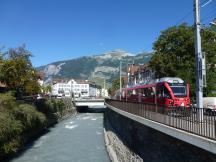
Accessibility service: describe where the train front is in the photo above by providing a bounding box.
[163,78,190,107]
[165,78,190,107]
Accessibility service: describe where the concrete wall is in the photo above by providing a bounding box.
[104,108,216,162]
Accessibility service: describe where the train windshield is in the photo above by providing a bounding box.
[170,86,187,97]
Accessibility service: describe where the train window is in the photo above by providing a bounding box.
[127,90,132,96]
[170,86,186,96]
[157,87,163,98]
[140,88,145,96]
[157,86,171,98]
[164,88,171,99]
[150,87,155,96]
[132,90,136,95]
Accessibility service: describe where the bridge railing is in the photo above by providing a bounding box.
[105,99,216,140]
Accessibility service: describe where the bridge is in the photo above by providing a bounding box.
[74,98,105,107]
[105,99,216,155]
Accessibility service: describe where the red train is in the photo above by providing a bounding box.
[116,77,190,107]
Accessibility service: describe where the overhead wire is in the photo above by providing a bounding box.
[144,0,214,52]
[201,0,216,24]
[174,0,214,26]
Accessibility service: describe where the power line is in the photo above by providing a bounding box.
[201,8,216,22]
[201,0,212,7]
[174,0,215,26]
[202,16,216,25]
[174,10,193,26]
[146,0,215,52]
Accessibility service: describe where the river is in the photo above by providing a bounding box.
[11,113,110,162]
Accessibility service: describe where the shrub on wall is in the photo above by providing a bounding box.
[0,93,47,159]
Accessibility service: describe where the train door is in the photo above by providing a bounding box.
[137,88,142,102]
[156,86,165,106]
[156,84,172,107]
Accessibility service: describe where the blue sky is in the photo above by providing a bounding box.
[0,0,215,67]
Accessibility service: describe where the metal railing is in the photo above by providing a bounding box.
[105,99,216,140]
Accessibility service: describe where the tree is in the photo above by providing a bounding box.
[0,45,41,96]
[108,77,124,96]
[149,24,216,97]
[42,85,52,94]
[8,44,32,65]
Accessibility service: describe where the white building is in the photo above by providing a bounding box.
[89,84,101,97]
[51,80,71,97]
[101,88,109,97]
[70,80,89,98]
[51,79,99,98]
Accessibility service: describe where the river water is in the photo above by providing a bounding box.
[11,113,110,162]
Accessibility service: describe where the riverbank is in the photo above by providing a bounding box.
[0,93,77,161]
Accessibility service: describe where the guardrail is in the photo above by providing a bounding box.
[105,99,216,140]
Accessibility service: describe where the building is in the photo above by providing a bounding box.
[52,79,71,97]
[127,64,139,86]
[135,64,154,85]
[51,78,103,98]
[89,84,101,97]
[126,64,154,87]
[72,79,90,98]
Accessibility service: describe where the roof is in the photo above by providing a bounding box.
[128,65,139,75]
[75,79,91,84]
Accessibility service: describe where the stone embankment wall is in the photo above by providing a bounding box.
[104,115,143,162]
[104,108,216,162]
[57,98,77,121]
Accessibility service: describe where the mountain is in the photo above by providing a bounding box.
[37,49,153,87]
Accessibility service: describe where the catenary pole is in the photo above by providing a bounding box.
[194,0,203,121]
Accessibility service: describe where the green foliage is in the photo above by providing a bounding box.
[0,112,23,154]
[13,104,47,131]
[8,44,33,64]
[109,77,124,95]
[149,24,216,97]
[0,92,16,110]
[42,85,52,94]
[35,98,69,123]
[0,93,47,158]
[0,82,70,160]
[0,45,41,96]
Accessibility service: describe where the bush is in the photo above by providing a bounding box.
[0,93,47,159]
[0,92,16,110]
[0,112,23,156]
[13,104,47,132]
[35,98,56,115]
[0,93,70,159]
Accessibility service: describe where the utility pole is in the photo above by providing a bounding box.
[120,61,122,100]
[194,0,204,121]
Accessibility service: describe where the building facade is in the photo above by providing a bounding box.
[51,79,104,98]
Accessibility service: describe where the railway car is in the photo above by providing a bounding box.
[120,77,190,108]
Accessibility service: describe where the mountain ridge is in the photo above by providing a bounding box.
[36,50,153,87]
